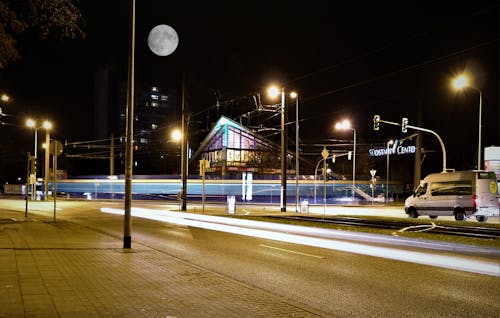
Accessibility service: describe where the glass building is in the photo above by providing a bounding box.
[193,116,294,177]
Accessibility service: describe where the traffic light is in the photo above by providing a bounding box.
[402,117,408,133]
[348,151,352,160]
[373,115,380,130]
[332,155,336,163]
[30,156,37,174]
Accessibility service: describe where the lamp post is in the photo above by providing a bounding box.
[386,139,393,204]
[290,91,299,212]
[452,74,483,170]
[26,119,51,200]
[335,119,356,199]
[321,147,329,218]
[43,122,52,200]
[268,85,287,212]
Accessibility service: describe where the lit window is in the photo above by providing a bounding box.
[135,116,139,121]
[140,138,149,144]
[152,87,158,92]
[151,124,158,129]
[151,102,159,107]
[120,113,126,118]
[151,94,159,100]
[160,95,168,101]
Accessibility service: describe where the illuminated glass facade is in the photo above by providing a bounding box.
[195,116,291,175]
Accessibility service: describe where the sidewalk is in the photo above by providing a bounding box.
[0,208,325,318]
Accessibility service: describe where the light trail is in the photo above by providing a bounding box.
[101,207,500,277]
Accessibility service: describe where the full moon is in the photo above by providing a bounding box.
[147,24,179,57]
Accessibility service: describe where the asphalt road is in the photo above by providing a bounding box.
[4,199,500,317]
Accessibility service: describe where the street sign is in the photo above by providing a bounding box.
[370,169,377,177]
[321,147,329,159]
[49,140,64,156]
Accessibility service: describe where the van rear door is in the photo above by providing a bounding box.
[476,172,499,215]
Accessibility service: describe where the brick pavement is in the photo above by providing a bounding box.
[0,212,327,318]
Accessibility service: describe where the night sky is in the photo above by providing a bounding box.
[0,1,498,182]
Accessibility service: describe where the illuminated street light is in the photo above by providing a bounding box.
[171,129,182,143]
[290,91,299,212]
[1,94,10,103]
[452,74,483,170]
[335,119,356,199]
[268,84,287,212]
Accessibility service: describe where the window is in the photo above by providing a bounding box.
[161,95,168,101]
[151,87,158,92]
[140,138,149,144]
[151,94,159,100]
[431,181,472,196]
[478,172,495,180]
[415,183,427,196]
[151,102,159,107]
[151,124,158,129]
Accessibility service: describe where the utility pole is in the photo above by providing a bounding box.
[413,102,423,189]
[280,89,287,212]
[123,0,135,249]
[110,133,115,176]
[181,73,188,211]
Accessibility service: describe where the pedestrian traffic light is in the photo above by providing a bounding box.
[373,115,380,130]
[402,117,408,133]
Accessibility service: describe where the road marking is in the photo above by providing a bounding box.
[260,244,324,259]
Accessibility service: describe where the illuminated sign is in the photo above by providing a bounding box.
[368,139,416,157]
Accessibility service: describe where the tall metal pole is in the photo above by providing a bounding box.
[181,73,188,211]
[123,0,135,249]
[34,129,38,159]
[386,141,390,204]
[477,89,482,170]
[295,96,299,212]
[280,89,286,212]
[32,129,37,200]
[110,132,115,176]
[44,131,50,200]
[352,128,356,199]
[413,102,422,189]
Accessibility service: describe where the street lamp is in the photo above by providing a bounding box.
[26,119,52,200]
[452,74,483,170]
[290,91,299,212]
[335,119,356,199]
[171,128,182,143]
[386,139,394,204]
[268,84,287,212]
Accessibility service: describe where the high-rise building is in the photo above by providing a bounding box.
[118,83,179,174]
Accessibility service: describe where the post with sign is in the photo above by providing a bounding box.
[50,140,63,221]
[25,152,30,217]
[370,169,377,205]
[321,147,329,219]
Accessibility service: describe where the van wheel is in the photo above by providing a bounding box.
[429,215,438,219]
[454,210,466,221]
[408,207,418,219]
[476,215,488,222]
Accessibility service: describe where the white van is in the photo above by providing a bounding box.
[405,171,499,222]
